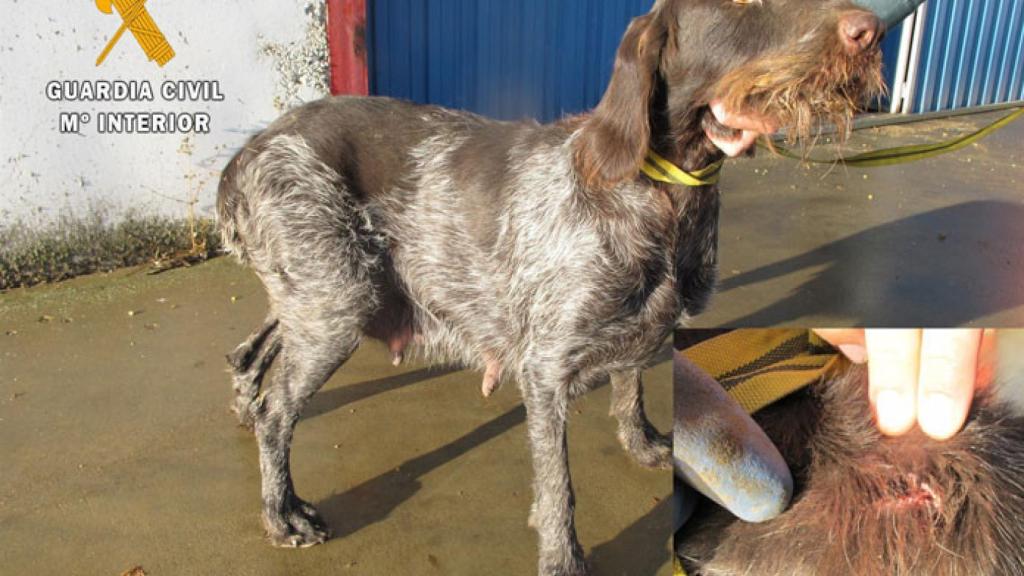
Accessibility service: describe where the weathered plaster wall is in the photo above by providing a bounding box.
[0,0,329,227]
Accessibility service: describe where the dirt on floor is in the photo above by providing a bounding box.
[0,257,672,576]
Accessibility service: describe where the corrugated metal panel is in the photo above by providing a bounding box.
[879,20,907,111]
[912,0,1024,113]
[369,1,905,120]
[368,0,654,121]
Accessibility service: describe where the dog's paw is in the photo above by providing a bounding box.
[539,548,589,576]
[618,425,672,470]
[263,498,331,548]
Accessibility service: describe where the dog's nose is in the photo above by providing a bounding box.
[838,11,882,55]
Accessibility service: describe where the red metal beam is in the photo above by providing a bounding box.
[326,0,368,96]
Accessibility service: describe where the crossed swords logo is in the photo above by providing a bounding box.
[95,0,175,67]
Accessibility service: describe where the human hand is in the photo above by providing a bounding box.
[814,329,997,440]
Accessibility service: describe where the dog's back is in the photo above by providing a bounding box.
[217,96,446,264]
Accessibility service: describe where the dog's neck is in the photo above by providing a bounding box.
[648,77,725,175]
[640,81,724,315]
[669,120,724,175]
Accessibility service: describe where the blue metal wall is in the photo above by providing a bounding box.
[368,0,1022,120]
[913,0,1024,112]
[879,20,907,111]
[368,0,653,122]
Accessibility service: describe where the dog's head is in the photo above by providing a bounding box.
[575,0,885,189]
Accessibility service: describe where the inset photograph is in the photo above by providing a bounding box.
[673,329,1024,575]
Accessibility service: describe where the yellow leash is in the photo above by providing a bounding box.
[643,151,725,186]
[653,106,1022,196]
[766,106,1024,168]
[682,329,839,415]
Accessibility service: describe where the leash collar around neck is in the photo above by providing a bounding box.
[642,150,724,187]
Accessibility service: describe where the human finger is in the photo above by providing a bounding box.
[813,329,867,364]
[916,329,982,440]
[865,329,921,436]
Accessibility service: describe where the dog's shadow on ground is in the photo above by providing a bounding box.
[588,494,673,576]
[316,403,527,540]
[302,365,461,421]
[716,200,1024,326]
[316,395,672,573]
[314,344,673,570]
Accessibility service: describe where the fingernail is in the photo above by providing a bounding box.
[919,392,958,440]
[838,343,867,364]
[875,389,913,435]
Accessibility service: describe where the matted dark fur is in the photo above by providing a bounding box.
[678,365,1024,576]
[217,1,883,573]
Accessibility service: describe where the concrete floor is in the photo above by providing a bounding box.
[0,258,672,576]
[695,109,1024,328]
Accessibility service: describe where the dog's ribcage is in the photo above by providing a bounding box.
[389,116,680,383]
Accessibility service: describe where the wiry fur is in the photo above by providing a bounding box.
[678,365,1024,576]
[217,0,883,573]
[711,17,885,146]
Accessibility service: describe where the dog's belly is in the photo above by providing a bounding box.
[382,214,681,385]
[387,251,510,370]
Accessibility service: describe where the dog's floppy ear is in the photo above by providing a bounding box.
[575,10,668,190]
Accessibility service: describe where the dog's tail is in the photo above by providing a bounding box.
[216,147,252,264]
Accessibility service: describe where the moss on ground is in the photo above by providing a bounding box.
[0,212,221,290]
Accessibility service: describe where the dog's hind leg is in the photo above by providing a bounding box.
[610,369,671,469]
[224,132,383,546]
[255,309,363,548]
[227,315,281,429]
[524,373,588,576]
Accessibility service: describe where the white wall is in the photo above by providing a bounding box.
[0,0,329,227]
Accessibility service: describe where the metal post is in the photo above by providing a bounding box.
[326,0,369,96]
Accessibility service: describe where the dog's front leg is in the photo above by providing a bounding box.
[610,369,671,469]
[524,377,588,576]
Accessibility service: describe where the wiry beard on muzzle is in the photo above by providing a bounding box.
[708,26,885,150]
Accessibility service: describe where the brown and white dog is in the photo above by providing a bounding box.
[217,1,883,573]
